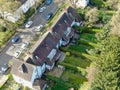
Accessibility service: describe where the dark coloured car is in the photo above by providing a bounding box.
[12,36,20,43]
[45,13,53,20]
[45,0,52,5]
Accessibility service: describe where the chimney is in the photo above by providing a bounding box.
[18,63,28,73]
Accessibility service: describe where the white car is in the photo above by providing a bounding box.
[14,51,21,58]
[35,25,43,32]
[20,42,29,50]
[39,6,46,12]
[25,21,33,28]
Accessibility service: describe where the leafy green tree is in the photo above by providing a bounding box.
[91,35,120,90]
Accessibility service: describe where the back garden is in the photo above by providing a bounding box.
[45,3,115,89]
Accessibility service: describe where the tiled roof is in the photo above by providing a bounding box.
[67,6,82,22]
[28,32,59,66]
[33,78,47,90]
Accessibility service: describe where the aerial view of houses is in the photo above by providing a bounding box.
[0,0,120,90]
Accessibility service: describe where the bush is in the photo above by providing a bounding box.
[25,8,35,20]
[73,26,89,33]
[46,74,72,88]
[0,26,7,32]
[66,52,70,56]
[78,39,98,48]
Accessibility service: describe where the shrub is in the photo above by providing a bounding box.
[0,26,7,32]
[46,74,72,88]
[78,39,99,48]
[66,52,70,56]
[25,8,35,19]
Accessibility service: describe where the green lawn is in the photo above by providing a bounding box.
[64,56,90,68]
[0,74,20,90]
[61,71,87,88]
[51,83,69,90]
[69,44,91,53]
[80,33,97,43]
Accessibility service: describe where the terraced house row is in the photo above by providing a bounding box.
[11,6,82,90]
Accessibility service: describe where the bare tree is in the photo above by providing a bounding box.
[85,7,99,24]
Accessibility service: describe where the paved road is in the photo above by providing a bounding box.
[0,0,61,69]
[31,1,58,27]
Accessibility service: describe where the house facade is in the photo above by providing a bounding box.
[28,32,61,70]
[51,6,82,46]
[72,0,89,8]
[11,59,46,90]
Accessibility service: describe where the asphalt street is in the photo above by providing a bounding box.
[0,0,60,69]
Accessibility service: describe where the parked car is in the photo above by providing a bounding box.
[34,25,43,32]
[12,36,20,43]
[25,21,33,28]
[45,12,53,20]
[45,0,52,5]
[39,6,46,12]
[20,42,29,50]
[0,64,9,74]
[14,51,22,58]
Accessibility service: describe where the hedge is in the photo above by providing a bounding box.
[46,74,72,88]
[78,39,99,48]
[58,62,87,76]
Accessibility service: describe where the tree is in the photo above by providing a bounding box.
[85,7,99,24]
[0,0,20,19]
[91,35,120,90]
[109,12,120,36]
[105,0,120,10]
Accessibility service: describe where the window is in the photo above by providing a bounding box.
[64,27,71,36]
[35,55,39,60]
[47,49,56,60]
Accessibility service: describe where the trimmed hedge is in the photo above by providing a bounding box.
[78,39,99,48]
[58,62,87,76]
[64,56,90,68]
[46,74,72,88]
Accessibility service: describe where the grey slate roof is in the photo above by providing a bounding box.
[11,59,34,82]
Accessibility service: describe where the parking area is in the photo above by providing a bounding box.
[0,0,64,72]
[6,29,36,58]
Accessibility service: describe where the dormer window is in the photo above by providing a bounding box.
[47,49,56,60]
[64,27,71,36]
[35,56,39,60]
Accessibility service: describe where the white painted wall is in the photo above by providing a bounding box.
[46,63,55,70]
[12,74,33,88]
[31,64,46,85]
[12,64,46,89]
[75,0,89,8]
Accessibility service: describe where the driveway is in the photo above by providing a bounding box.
[0,0,63,69]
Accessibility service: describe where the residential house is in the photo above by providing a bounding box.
[1,0,40,23]
[11,6,81,90]
[51,6,82,46]
[27,32,61,70]
[11,32,61,90]
[72,0,89,8]
[11,59,47,90]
